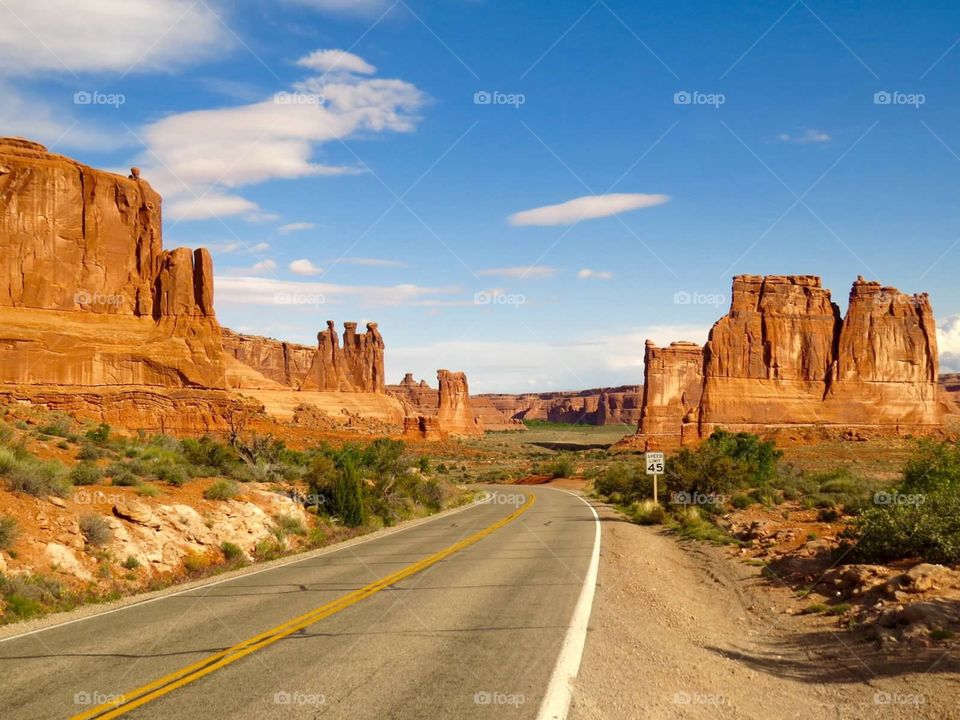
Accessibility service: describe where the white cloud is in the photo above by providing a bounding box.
[778,129,831,144]
[577,268,613,280]
[136,50,425,221]
[214,276,458,307]
[251,242,271,252]
[0,0,229,74]
[289,258,323,276]
[297,49,375,75]
[224,259,277,276]
[285,0,392,16]
[278,222,316,235]
[477,266,557,279]
[938,314,960,373]
[509,193,670,226]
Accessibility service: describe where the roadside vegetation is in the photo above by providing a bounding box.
[0,407,467,624]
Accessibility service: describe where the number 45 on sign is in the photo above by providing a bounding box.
[645,452,664,503]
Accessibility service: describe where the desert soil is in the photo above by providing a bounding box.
[569,492,960,720]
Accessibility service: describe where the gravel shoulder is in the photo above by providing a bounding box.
[569,498,960,720]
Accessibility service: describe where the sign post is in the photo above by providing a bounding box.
[645,451,664,504]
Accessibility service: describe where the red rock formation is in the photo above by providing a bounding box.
[403,415,443,440]
[627,275,944,448]
[388,373,522,432]
[437,369,483,436]
[0,137,225,391]
[477,386,644,426]
[634,341,703,448]
[301,321,385,393]
[221,329,314,388]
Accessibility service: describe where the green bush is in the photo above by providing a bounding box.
[0,447,18,475]
[135,483,161,497]
[629,500,666,525]
[121,555,141,570]
[273,514,307,537]
[77,443,102,461]
[547,454,576,479]
[38,416,72,438]
[0,516,19,550]
[666,430,781,499]
[7,460,71,497]
[203,479,239,501]
[70,462,103,486]
[153,463,188,487]
[84,424,111,445]
[79,514,112,547]
[220,541,244,561]
[332,455,367,527]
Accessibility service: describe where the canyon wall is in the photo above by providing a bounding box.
[479,386,643,426]
[391,371,487,437]
[629,275,943,449]
[300,321,386,393]
[221,329,314,388]
[436,369,483,436]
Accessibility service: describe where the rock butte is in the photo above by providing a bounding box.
[625,274,944,449]
[477,386,643,426]
[387,373,522,432]
[392,371,485,438]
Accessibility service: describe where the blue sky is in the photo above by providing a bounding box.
[3,0,960,391]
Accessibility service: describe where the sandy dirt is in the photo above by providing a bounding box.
[570,497,960,720]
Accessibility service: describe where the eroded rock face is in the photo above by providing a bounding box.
[629,275,943,448]
[301,321,386,393]
[221,328,315,388]
[0,137,226,392]
[478,386,644,426]
[437,369,483,436]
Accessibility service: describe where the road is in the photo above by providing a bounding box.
[0,486,600,720]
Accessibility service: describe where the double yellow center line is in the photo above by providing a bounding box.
[71,494,534,720]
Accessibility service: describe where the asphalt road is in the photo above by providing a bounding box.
[0,486,599,720]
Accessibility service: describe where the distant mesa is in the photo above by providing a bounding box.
[623,274,945,449]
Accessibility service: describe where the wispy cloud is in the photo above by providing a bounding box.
[278,222,316,235]
[509,193,670,226]
[289,258,323,276]
[297,49,375,75]
[477,266,557,279]
[224,259,277,276]
[577,268,613,280]
[215,276,458,307]
[337,257,408,268]
[938,314,960,372]
[777,129,831,144]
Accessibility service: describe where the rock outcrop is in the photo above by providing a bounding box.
[300,321,386,393]
[478,386,644,426]
[388,372,521,431]
[628,275,943,449]
[0,137,244,430]
[437,369,483,436]
[221,329,314,388]
[391,370,485,437]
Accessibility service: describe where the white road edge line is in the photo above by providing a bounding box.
[536,488,601,720]
[0,492,500,645]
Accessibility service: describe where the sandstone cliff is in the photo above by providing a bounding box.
[221,329,314,388]
[478,386,644,426]
[301,321,386,393]
[436,369,483,436]
[630,275,943,449]
[388,373,521,431]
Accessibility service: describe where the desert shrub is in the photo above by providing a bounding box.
[814,467,862,495]
[153,463,188,487]
[0,447,18,475]
[629,500,666,525]
[0,574,67,621]
[70,462,103,486]
[673,506,737,544]
[417,456,432,474]
[79,514,112,547]
[7,459,71,497]
[666,430,781,499]
[182,550,210,575]
[220,541,244,561]
[121,555,141,570]
[180,436,238,474]
[547,454,575,479]
[203,479,239,501]
[38,415,72,438]
[331,455,367,527]
[594,462,653,504]
[273,514,307,537]
[0,516,19,550]
[0,424,13,445]
[76,443,103,461]
[135,483,161,497]
[731,494,752,509]
[84,423,111,445]
[253,538,285,561]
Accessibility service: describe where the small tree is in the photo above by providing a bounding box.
[332,455,366,527]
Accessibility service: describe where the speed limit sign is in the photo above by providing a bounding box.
[645,452,664,475]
